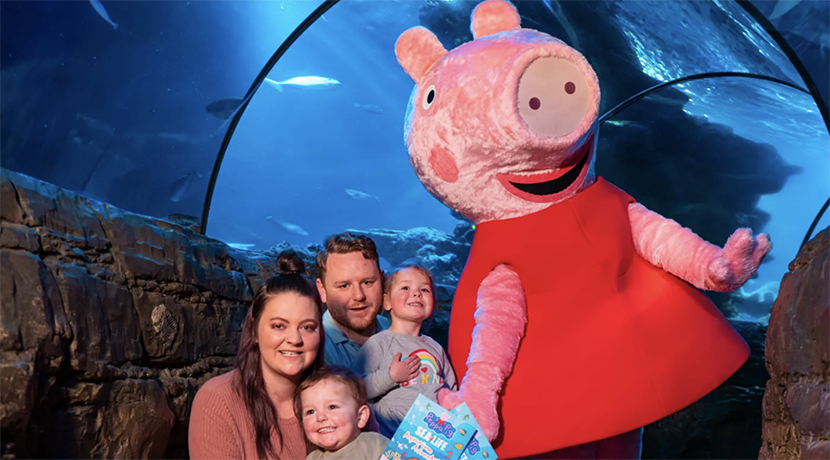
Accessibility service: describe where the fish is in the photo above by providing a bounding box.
[279,222,309,236]
[354,103,384,114]
[205,97,245,120]
[226,243,256,250]
[264,76,340,93]
[169,171,200,202]
[603,119,646,130]
[345,188,380,201]
[89,0,118,30]
[770,0,802,20]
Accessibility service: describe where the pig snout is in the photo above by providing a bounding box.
[517,56,592,138]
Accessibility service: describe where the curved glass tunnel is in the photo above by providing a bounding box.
[2,0,828,321]
[598,76,828,320]
[1,0,325,220]
[206,0,828,321]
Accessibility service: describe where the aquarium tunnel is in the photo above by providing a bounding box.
[2,0,828,322]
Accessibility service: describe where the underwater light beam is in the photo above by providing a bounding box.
[734,0,830,251]
[200,0,829,259]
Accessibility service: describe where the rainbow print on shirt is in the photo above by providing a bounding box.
[401,348,444,387]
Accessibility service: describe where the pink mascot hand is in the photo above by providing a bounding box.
[704,228,771,292]
[438,264,526,442]
[629,203,772,292]
[438,364,502,441]
[437,387,462,411]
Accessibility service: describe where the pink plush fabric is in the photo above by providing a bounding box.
[438,264,526,441]
[395,27,447,82]
[395,0,601,224]
[470,0,520,39]
[628,203,771,292]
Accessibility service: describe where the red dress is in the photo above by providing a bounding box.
[448,177,749,458]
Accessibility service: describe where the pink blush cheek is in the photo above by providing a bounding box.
[429,147,459,183]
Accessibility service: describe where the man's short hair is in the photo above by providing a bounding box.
[316,233,381,283]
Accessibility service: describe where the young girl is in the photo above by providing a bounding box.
[351,264,457,438]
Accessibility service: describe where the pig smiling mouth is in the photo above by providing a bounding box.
[500,140,592,197]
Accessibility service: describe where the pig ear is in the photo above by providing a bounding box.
[396,27,448,82]
[471,0,520,39]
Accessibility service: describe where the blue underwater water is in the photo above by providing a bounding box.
[1,0,827,320]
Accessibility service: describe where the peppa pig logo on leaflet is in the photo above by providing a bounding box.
[424,412,456,438]
[465,437,481,455]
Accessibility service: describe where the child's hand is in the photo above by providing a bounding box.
[389,352,420,383]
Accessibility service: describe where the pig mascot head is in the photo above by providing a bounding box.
[396,0,600,224]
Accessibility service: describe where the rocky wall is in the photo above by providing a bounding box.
[0,169,282,459]
[759,227,829,459]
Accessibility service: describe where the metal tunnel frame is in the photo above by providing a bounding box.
[200,0,830,255]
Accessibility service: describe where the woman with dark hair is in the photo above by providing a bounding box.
[189,250,326,459]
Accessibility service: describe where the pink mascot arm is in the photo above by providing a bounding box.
[438,264,527,441]
[628,203,771,292]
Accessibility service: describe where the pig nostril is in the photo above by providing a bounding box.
[565,82,576,94]
[529,97,541,110]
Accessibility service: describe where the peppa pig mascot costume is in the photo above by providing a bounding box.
[394,0,771,458]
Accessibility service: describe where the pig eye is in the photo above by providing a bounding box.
[422,85,436,110]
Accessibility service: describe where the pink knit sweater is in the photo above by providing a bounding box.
[189,370,309,459]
